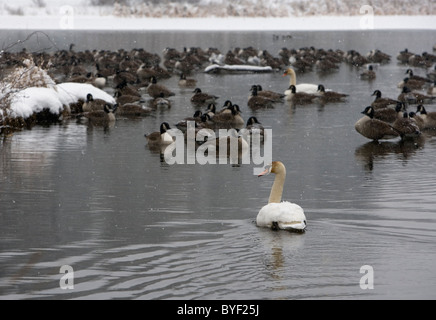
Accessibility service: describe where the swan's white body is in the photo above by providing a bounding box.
[283,68,328,94]
[257,201,306,231]
[257,161,307,232]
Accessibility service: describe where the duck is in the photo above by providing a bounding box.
[191,88,219,105]
[355,106,400,141]
[82,93,108,112]
[371,90,399,109]
[282,67,320,94]
[85,103,117,125]
[416,105,436,129]
[257,161,307,232]
[146,76,175,99]
[317,84,348,103]
[392,112,421,139]
[285,85,318,104]
[360,65,376,80]
[145,122,174,146]
[248,86,276,109]
[178,73,197,87]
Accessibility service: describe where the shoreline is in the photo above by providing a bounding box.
[1,15,435,31]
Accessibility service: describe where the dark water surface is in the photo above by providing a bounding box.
[1,29,436,300]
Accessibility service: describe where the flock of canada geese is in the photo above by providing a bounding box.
[2,43,436,232]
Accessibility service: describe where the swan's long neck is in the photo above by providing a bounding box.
[269,167,286,204]
[288,69,296,86]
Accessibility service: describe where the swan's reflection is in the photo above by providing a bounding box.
[355,135,426,171]
[257,227,305,287]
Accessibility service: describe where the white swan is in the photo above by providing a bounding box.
[283,67,321,94]
[257,161,307,232]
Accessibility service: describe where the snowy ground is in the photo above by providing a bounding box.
[1,14,435,31]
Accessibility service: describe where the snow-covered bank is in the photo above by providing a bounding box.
[1,15,436,31]
[9,83,115,119]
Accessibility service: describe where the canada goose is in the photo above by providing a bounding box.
[114,90,142,105]
[416,105,436,129]
[398,87,435,105]
[371,90,399,109]
[113,69,138,88]
[285,85,318,104]
[212,104,245,129]
[146,76,175,99]
[405,69,432,83]
[205,103,217,118]
[371,102,405,123]
[257,161,307,232]
[145,122,174,146]
[191,88,219,105]
[251,85,285,102]
[82,93,108,112]
[151,94,172,108]
[408,112,425,130]
[93,74,107,89]
[315,57,340,72]
[427,81,436,96]
[355,106,400,141]
[367,49,391,64]
[397,49,414,64]
[244,116,265,138]
[136,64,170,83]
[116,103,151,117]
[178,73,197,87]
[283,67,319,93]
[201,129,249,158]
[115,80,141,97]
[397,77,426,90]
[427,66,436,81]
[360,65,376,80]
[176,111,203,130]
[317,84,348,103]
[248,86,276,109]
[392,112,421,139]
[85,103,117,125]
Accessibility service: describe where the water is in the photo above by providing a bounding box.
[1,29,436,300]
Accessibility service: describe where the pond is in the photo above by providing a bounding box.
[0,29,436,300]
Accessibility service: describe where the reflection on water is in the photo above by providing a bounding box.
[1,29,436,300]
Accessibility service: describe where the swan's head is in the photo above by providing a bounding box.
[282,68,295,77]
[258,161,286,177]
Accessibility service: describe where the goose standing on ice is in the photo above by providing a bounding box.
[257,161,307,232]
